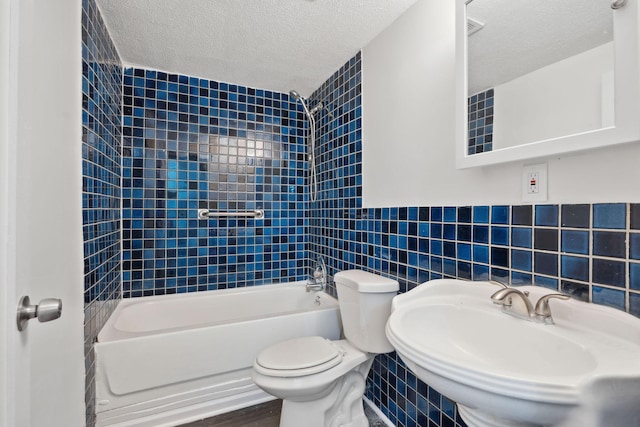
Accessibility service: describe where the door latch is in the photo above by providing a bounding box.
[16,296,62,331]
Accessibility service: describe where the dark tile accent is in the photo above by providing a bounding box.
[458,206,472,223]
[631,204,640,230]
[534,252,558,276]
[419,207,430,221]
[512,205,532,226]
[593,231,626,259]
[457,225,472,242]
[399,207,408,220]
[592,258,626,287]
[561,204,590,228]
[443,241,456,258]
[534,228,558,251]
[491,247,509,268]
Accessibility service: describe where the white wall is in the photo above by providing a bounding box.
[494,43,613,149]
[362,0,640,208]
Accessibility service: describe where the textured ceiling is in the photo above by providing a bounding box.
[468,0,613,94]
[96,0,419,97]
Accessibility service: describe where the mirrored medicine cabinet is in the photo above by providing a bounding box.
[455,0,640,168]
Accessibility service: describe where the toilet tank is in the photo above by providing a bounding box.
[334,270,399,354]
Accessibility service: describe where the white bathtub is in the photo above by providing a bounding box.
[94,282,342,427]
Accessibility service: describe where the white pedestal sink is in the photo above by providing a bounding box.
[385,279,640,427]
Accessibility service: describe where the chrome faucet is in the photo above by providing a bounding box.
[306,256,327,292]
[491,287,535,320]
[491,286,570,324]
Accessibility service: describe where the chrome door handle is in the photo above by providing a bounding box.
[16,296,62,331]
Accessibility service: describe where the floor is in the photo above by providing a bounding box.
[179,400,281,427]
[179,399,388,426]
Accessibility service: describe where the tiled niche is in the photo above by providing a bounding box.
[121,69,309,297]
[81,0,123,424]
[310,53,640,427]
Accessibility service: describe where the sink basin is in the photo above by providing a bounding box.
[385,279,640,427]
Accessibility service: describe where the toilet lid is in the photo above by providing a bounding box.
[256,336,343,375]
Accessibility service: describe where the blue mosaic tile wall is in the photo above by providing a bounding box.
[81,0,122,424]
[307,52,363,272]
[468,88,494,155]
[310,53,640,427]
[121,68,308,297]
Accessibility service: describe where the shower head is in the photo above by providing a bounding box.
[290,89,312,117]
[309,102,323,115]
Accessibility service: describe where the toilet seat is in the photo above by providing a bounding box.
[255,336,344,377]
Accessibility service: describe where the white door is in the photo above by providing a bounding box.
[2,0,86,426]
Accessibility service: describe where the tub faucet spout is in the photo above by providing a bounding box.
[306,257,327,292]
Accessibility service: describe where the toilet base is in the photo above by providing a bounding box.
[279,360,374,427]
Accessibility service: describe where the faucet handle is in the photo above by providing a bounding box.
[534,293,570,318]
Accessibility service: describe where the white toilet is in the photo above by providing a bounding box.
[252,270,399,427]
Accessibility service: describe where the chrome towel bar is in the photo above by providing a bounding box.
[198,209,265,220]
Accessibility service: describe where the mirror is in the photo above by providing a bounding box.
[456,0,640,168]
